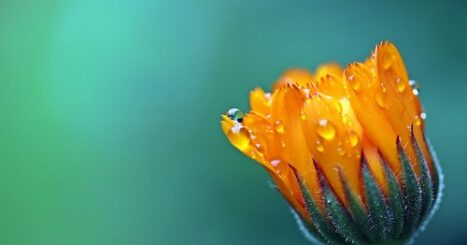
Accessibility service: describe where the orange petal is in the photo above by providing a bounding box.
[273,69,314,89]
[343,62,400,174]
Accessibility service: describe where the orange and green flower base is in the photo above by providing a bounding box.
[290,130,442,245]
[220,41,443,245]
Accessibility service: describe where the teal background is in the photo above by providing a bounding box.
[0,0,466,244]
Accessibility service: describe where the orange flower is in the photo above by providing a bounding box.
[221,41,442,244]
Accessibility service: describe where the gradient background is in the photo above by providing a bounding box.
[1,0,466,244]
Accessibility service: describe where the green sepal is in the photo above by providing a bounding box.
[410,127,433,225]
[381,158,404,238]
[290,165,345,245]
[361,156,393,241]
[397,137,422,236]
[339,169,372,240]
[314,162,368,245]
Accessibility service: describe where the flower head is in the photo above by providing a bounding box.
[221,41,442,244]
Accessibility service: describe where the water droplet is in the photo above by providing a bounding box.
[231,123,243,134]
[300,111,307,120]
[316,142,324,153]
[280,140,286,148]
[349,131,359,147]
[410,80,420,95]
[270,159,281,167]
[395,77,406,92]
[227,108,244,123]
[348,73,361,91]
[337,146,346,156]
[374,91,386,109]
[414,115,422,126]
[380,82,387,93]
[306,98,312,104]
[382,52,394,69]
[274,121,285,133]
[420,112,427,120]
[227,127,250,152]
[317,119,336,141]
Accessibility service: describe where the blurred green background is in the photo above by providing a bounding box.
[0,0,466,244]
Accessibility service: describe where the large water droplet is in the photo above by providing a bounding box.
[317,119,336,141]
[349,131,359,147]
[227,108,244,123]
[227,127,251,152]
[382,52,395,69]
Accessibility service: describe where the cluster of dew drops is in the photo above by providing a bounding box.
[226,75,426,169]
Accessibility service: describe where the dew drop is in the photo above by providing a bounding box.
[316,142,324,153]
[349,131,359,147]
[300,111,307,120]
[421,112,427,120]
[227,127,251,152]
[414,115,422,126]
[227,108,244,123]
[395,77,406,92]
[374,91,386,109]
[317,119,336,141]
[380,82,387,93]
[348,73,361,91]
[337,146,346,156]
[410,80,420,96]
[231,123,243,134]
[270,159,281,167]
[274,120,285,133]
[382,52,395,69]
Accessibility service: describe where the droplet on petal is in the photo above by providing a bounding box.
[270,159,281,167]
[317,119,336,141]
[227,108,244,123]
[274,120,285,133]
[374,91,387,109]
[348,73,361,91]
[395,77,406,92]
[414,115,422,126]
[349,131,359,147]
[421,112,427,120]
[316,141,324,153]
